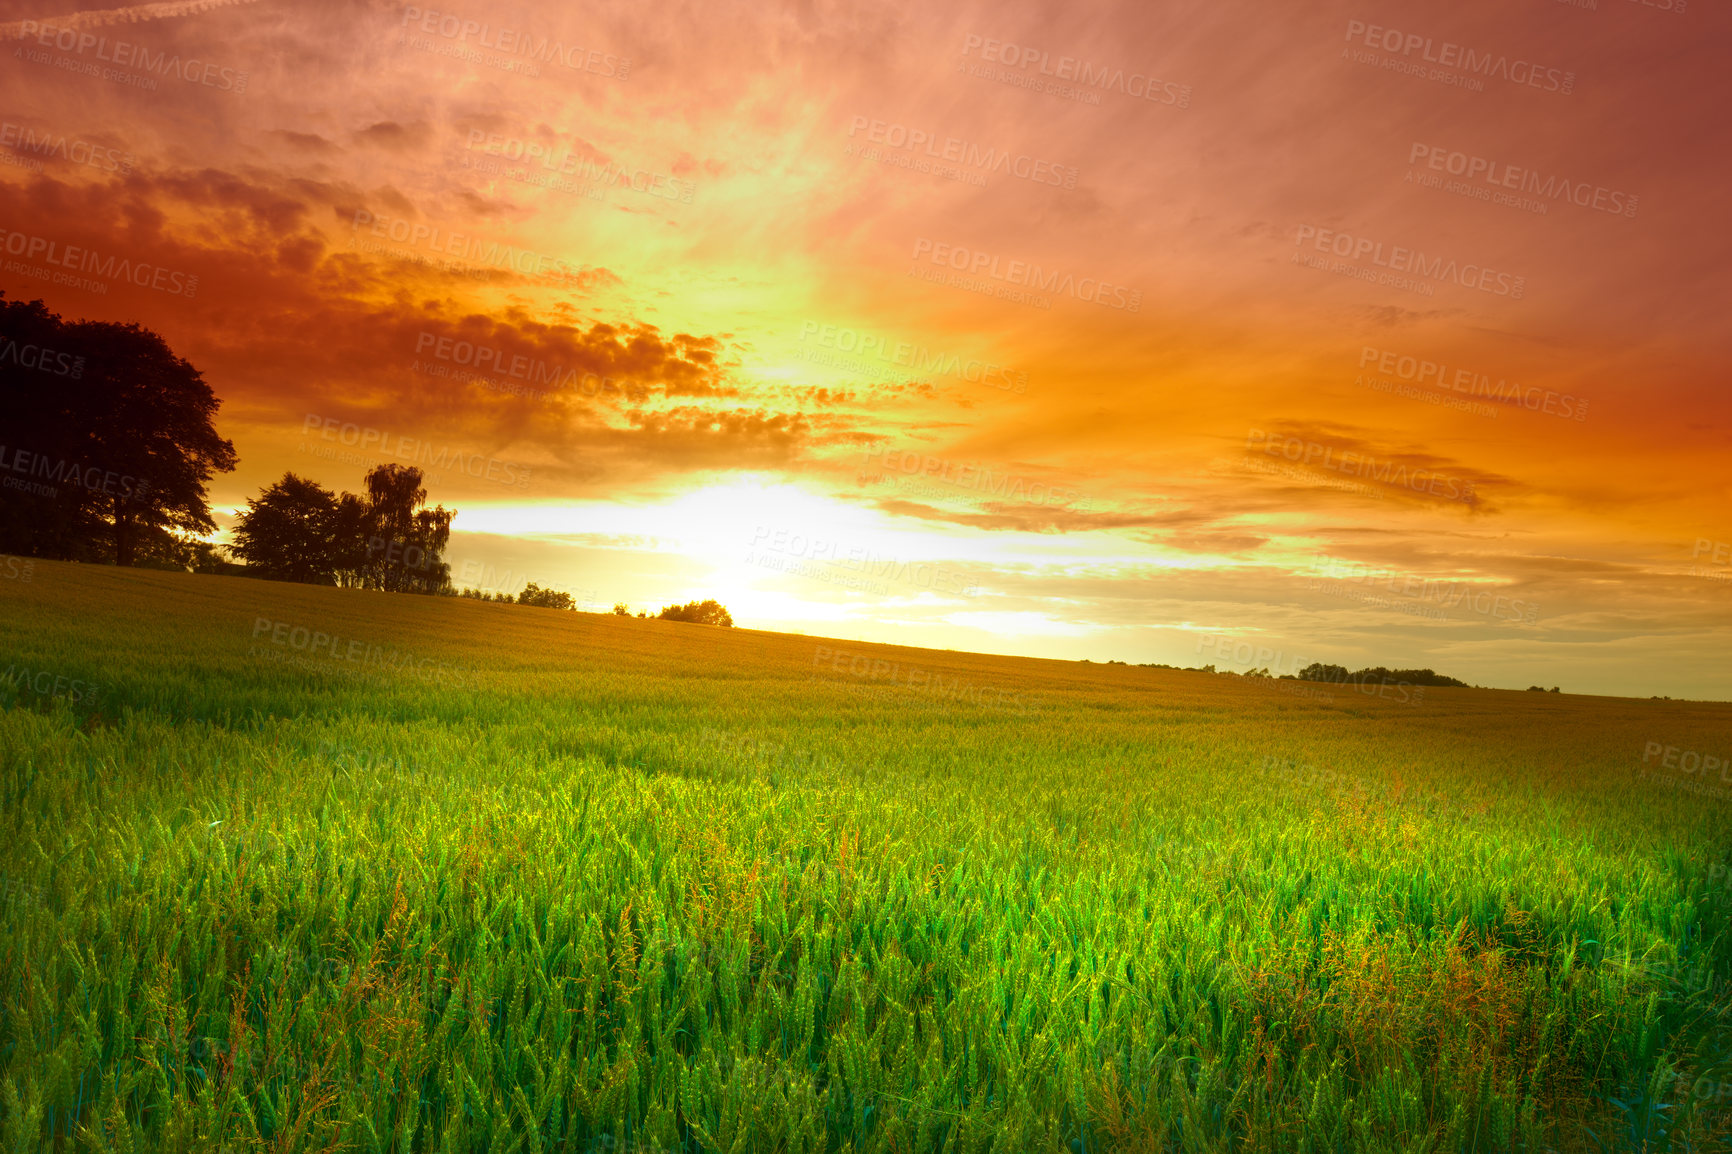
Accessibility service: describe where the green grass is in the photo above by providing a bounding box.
[1,560,1729,1153]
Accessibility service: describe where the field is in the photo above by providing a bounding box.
[2,561,1730,1153]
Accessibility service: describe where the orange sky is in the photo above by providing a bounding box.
[3,0,1729,697]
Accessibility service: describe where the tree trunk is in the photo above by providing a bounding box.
[114,503,133,566]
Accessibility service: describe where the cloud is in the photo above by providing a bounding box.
[0,0,263,41]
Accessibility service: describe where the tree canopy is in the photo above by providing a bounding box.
[0,294,236,565]
[230,464,452,593]
[657,599,734,627]
[1296,663,1470,688]
[518,582,576,610]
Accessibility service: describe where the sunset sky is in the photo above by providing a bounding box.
[3,0,1728,697]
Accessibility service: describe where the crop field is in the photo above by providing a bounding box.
[1,561,1730,1153]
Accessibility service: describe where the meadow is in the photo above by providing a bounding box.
[1,560,1729,1153]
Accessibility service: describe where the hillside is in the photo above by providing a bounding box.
[1,560,1730,1152]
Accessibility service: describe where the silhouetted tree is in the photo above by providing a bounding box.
[229,473,342,583]
[230,464,451,593]
[454,587,515,603]
[518,582,575,610]
[361,464,452,594]
[0,294,235,564]
[1298,663,1469,688]
[328,492,374,589]
[657,599,734,626]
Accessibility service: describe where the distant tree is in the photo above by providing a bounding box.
[229,473,342,583]
[656,599,734,626]
[1354,667,1470,689]
[612,602,631,616]
[518,582,575,610]
[360,464,452,594]
[1300,663,1469,689]
[231,464,451,593]
[454,587,515,603]
[0,294,237,564]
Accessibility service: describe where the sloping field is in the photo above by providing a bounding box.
[1,561,1729,1153]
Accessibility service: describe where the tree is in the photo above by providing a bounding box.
[454,587,515,603]
[611,602,631,616]
[230,464,451,593]
[229,473,342,583]
[1299,663,1468,689]
[518,582,575,610]
[360,464,452,594]
[76,320,238,566]
[0,294,236,564]
[656,599,734,627]
[0,295,98,559]
[327,492,375,589]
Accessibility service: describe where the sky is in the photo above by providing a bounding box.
[2,0,1729,698]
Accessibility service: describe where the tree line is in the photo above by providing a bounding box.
[229,467,454,593]
[2,296,733,624]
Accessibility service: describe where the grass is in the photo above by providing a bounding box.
[1,559,1729,1153]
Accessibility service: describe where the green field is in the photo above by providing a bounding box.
[2,561,1729,1153]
